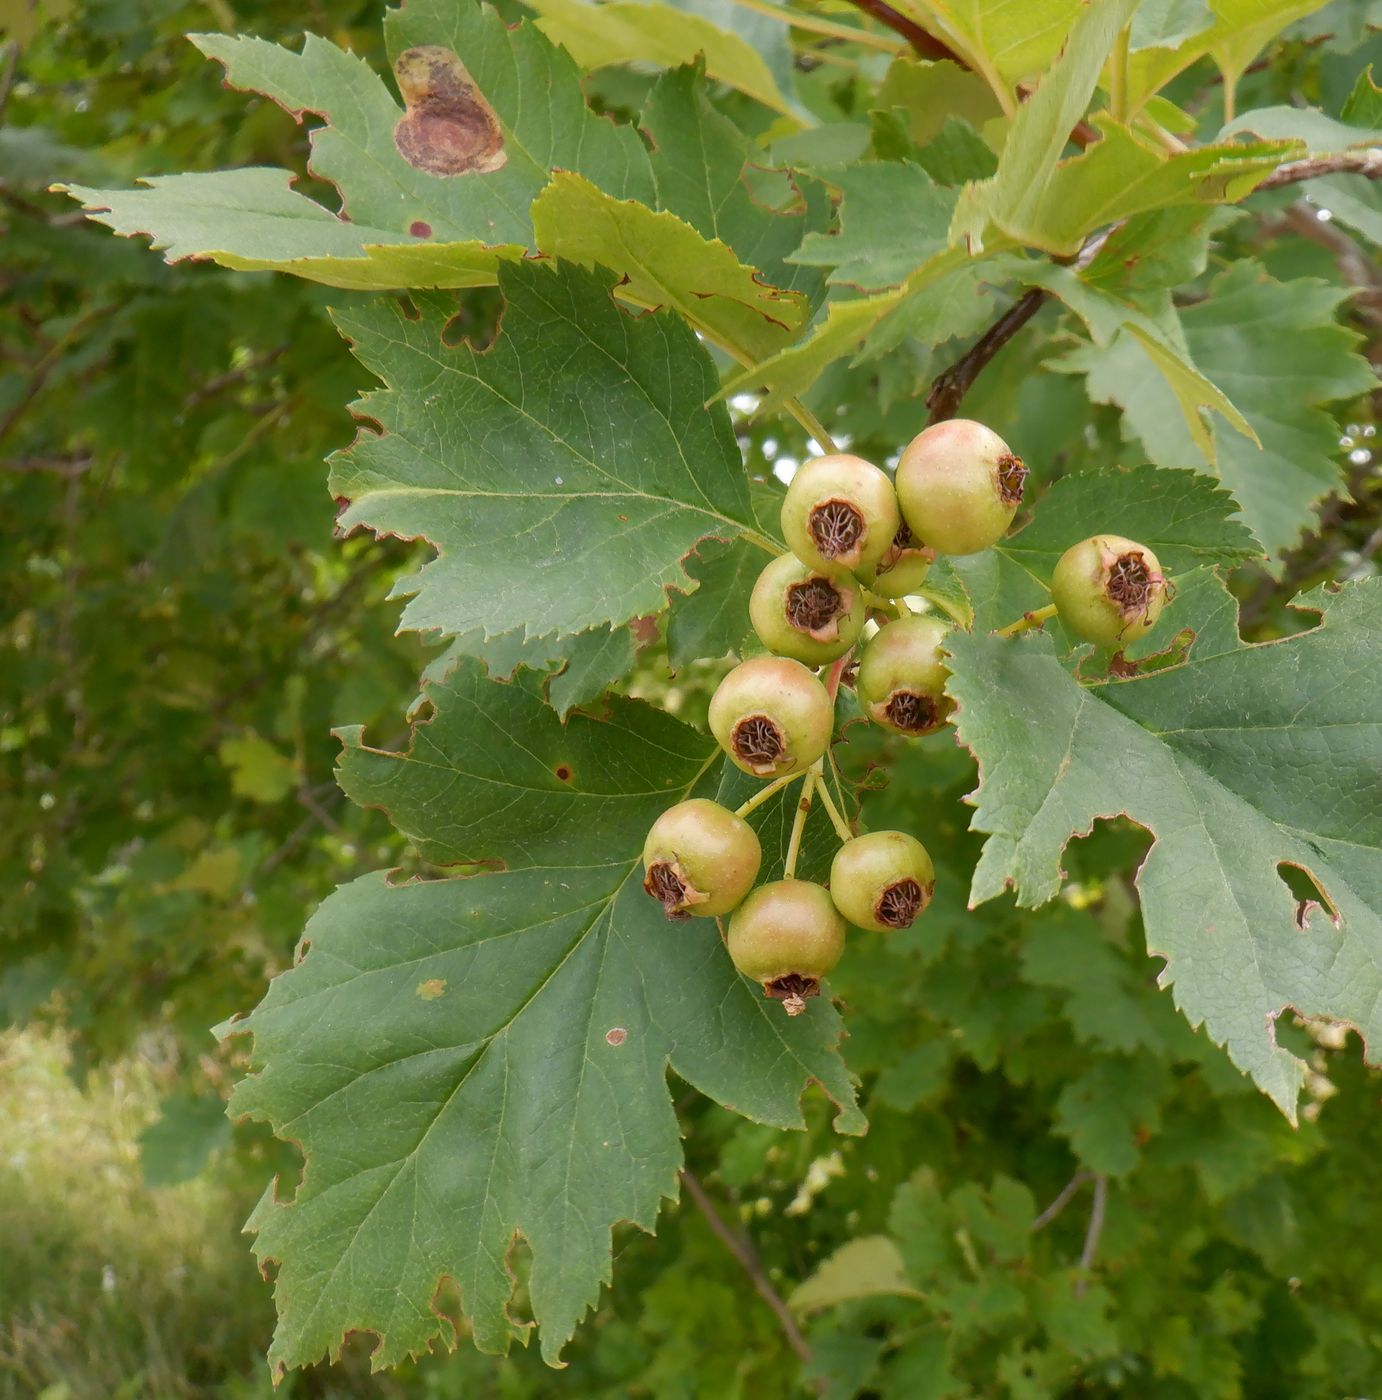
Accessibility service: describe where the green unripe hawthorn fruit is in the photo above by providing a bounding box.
[642,799,762,919]
[781,453,902,576]
[749,554,865,665]
[895,419,1027,556]
[1050,534,1169,648]
[860,521,934,599]
[830,831,935,932]
[855,615,953,736]
[727,879,846,1015]
[709,656,834,778]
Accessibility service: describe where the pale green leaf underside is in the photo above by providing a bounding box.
[228,660,863,1373]
[526,0,800,118]
[1063,262,1378,559]
[59,169,519,290]
[947,577,1382,1119]
[331,260,759,645]
[532,173,810,364]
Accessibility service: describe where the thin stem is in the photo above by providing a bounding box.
[926,288,1048,424]
[678,1168,816,1370]
[913,585,970,628]
[782,770,816,880]
[789,400,840,456]
[1076,1175,1109,1298]
[1222,76,1237,125]
[813,769,855,844]
[1257,149,1382,191]
[892,598,912,620]
[996,603,1058,638]
[837,0,959,63]
[734,772,798,819]
[1030,1171,1092,1232]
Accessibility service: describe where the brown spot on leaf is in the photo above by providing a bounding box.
[410,219,433,238]
[417,978,447,1000]
[394,46,507,177]
[555,764,573,782]
[605,1027,628,1046]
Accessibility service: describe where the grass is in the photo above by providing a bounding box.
[0,1029,273,1399]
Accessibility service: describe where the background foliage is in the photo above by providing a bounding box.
[3,0,1380,1396]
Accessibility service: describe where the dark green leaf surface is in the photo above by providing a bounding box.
[665,536,762,668]
[330,261,760,644]
[947,578,1382,1116]
[229,659,862,1371]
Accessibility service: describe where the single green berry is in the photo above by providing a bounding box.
[749,554,865,665]
[830,831,935,932]
[860,521,934,599]
[642,799,762,920]
[855,615,953,736]
[727,879,846,1015]
[709,656,834,778]
[781,453,902,576]
[895,419,1027,556]
[1050,534,1169,648]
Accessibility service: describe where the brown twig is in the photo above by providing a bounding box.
[1256,149,1382,191]
[926,288,1048,423]
[836,0,958,63]
[1030,1170,1093,1232]
[1275,202,1382,328]
[838,0,1096,146]
[678,1168,818,1376]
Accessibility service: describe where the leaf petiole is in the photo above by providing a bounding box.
[734,772,798,819]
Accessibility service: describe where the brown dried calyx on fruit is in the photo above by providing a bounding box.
[883,690,943,735]
[786,577,848,634]
[1050,534,1171,648]
[808,499,865,562]
[709,656,834,778]
[765,973,820,1018]
[643,860,700,920]
[732,714,786,769]
[997,453,1028,506]
[749,554,864,665]
[876,878,925,928]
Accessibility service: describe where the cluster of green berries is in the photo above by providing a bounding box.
[642,419,1173,1015]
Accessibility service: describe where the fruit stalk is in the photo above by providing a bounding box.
[996,603,1058,638]
[812,765,855,844]
[782,769,816,880]
[733,771,798,820]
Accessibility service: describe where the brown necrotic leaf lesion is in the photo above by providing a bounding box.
[393,46,507,177]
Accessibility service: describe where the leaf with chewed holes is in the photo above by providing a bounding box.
[224,658,863,1374]
[944,575,1382,1118]
[62,3,654,288]
[330,259,763,646]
